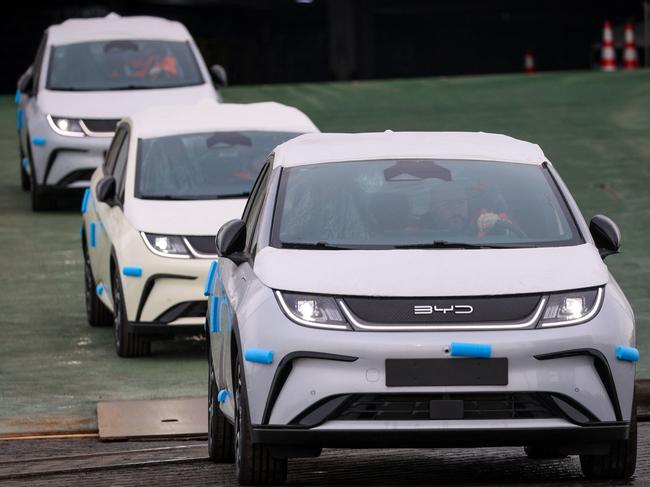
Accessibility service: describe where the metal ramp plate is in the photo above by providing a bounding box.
[97,398,207,440]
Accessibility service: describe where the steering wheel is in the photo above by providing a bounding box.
[488,219,527,238]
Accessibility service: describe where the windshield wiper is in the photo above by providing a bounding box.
[280,241,354,250]
[214,192,250,199]
[394,240,516,249]
[139,195,195,201]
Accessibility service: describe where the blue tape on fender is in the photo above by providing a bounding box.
[89,221,96,248]
[96,283,104,296]
[122,266,142,277]
[204,260,218,296]
[217,389,231,403]
[32,136,46,146]
[81,188,90,213]
[17,108,23,129]
[209,295,220,333]
[244,348,274,365]
[450,342,492,358]
[15,89,21,105]
[616,346,639,362]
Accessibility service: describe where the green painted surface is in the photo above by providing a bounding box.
[0,70,648,435]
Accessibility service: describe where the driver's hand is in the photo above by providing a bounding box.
[476,209,513,237]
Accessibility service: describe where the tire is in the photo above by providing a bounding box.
[20,159,30,191]
[524,445,567,459]
[83,242,113,327]
[580,395,637,480]
[208,331,235,463]
[111,266,150,357]
[234,354,287,485]
[27,135,55,211]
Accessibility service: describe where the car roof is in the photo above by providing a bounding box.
[272,131,548,168]
[46,13,192,45]
[125,101,320,139]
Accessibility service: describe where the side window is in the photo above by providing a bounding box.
[31,34,48,95]
[244,163,271,254]
[104,127,127,175]
[113,134,130,204]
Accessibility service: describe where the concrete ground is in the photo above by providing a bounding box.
[1,423,650,485]
[1,70,649,436]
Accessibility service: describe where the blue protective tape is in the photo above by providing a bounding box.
[81,188,90,213]
[204,260,218,296]
[15,88,21,105]
[32,136,46,146]
[450,342,492,358]
[22,158,29,170]
[89,221,96,248]
[17,108,23,129]
[209,295,220,333]
[616,346,639,362]
[244,348,274,365]
[122,266,142,277]
[96,283,104,296]
[217,389,231,403]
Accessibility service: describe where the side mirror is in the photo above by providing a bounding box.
[590,214,621,259]
[216,219,246,264]
[17,66,34,97]
[96,176,117,206]
[210,64,228,87]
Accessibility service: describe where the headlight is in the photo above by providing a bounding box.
[46,114,85,137]
[538,287,603,327]
[276,291,350,330]
[141,232,191,259]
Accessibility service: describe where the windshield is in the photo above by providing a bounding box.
[46,40,203,91]
[271,159,583,249]
[136,131,302,200]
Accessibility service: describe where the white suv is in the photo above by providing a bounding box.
[81,101,318,357]
[16,13,226,210]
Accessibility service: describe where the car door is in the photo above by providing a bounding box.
[214,160,273,395]
[93,125,130,297]
[18,33,47,161]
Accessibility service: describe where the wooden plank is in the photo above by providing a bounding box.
[97,398,207,440]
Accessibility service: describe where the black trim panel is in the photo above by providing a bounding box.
[135,273,197,322]
[128,322,204,336]
[261,351,358,425]
[252,423,629,450]
[534,348,622,421]
[43,148,87,186]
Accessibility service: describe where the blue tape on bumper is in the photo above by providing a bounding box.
[122,266,142,277]
[616,346,639,362]
[244,348,274,364]
[17,108,23,129]
[81,188,90,213]
[96,283,104,296]
[209,295,220,333]
[217,389,231,403]
[15,89,21,104]
[32,136,46,146]
[204,260,218,296]
[22,158,29,170]
[89,221,96,248]
[450,342,492,358]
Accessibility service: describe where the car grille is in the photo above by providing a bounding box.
[81,118,120,134]
[155,300,207,323]
[184,236,217,256]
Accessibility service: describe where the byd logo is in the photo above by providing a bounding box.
[413,305,474,315]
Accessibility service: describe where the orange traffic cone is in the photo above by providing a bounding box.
[524,50,535,74]
[623,23,638,69]
[601,21,616,71]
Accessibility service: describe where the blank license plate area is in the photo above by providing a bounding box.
[385,358,508,387]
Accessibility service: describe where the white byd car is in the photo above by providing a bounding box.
[16,13,227,211]
[81,101,318,357]
[206,131,639,485]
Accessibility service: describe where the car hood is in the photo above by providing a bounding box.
[37,84,216,119]
[125,197,246,236]
[254,243,609,297]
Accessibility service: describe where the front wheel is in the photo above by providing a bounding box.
[111,268,150,357]
[208,331,235,463]
[83,243,113,327]
[234,354,287,485]
[580,395,637,480]
[27,137,54,211]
